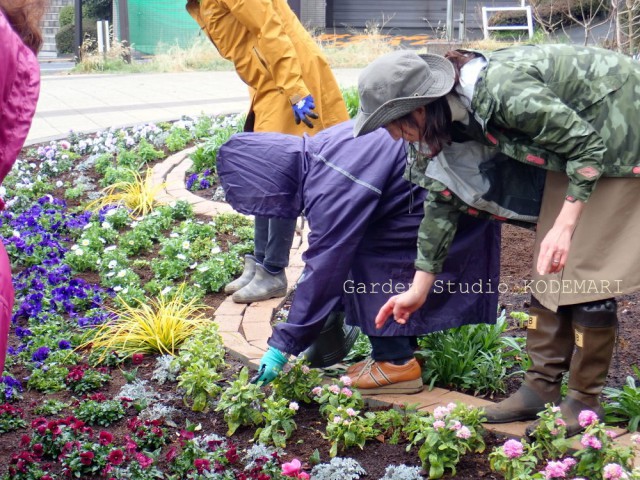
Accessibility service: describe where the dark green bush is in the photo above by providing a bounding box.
[59,5,74,27]
[55,21,98,55]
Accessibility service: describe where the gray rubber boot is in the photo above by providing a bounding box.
[484,299,574,423]
[232,264,287,304]
[529,299,618,438]
[224,255,258,295]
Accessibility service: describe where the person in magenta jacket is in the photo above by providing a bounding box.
[0,0,44,373]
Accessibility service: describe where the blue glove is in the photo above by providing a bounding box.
[292,94,319,128]
[252,347,288,385]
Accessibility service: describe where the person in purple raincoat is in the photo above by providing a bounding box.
[217,120,500,394]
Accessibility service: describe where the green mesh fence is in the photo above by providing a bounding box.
[115,0,202,54]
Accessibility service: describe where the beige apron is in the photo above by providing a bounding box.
[531,172,640,311]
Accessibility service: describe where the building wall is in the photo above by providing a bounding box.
[300,0,326,28]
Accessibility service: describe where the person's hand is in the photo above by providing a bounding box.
[536,199,584,275]
[375,289,428,329]
[251,346,288,385]
[292,95,319,128]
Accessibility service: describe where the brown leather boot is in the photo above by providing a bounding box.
[484,299,574,423]
[527,299,618,438]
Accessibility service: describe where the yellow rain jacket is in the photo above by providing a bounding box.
[186,0,348,135]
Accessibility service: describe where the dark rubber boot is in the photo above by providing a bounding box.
[528,299,618,437]
[224,255,258,295]
[232,264,287,304]
[484,299,574,423]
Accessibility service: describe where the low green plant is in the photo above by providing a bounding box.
[604,365,640,431]
[312,376,364,417]
[271,358,323,404]
[0,404,27,433]
[165,127,192,152]
[136,138,165,162]
[341,85,360,118]
[404,403,486,479]
[75,399,126,426]
[324,406,374,457]
[489,438,539,479]
[362,406,413,445]
[65,184,87,200]
[417,311,525,395]
[526,404,572,460]
[343,331,372,363]
[90,169,166,217]
[33,399,69,416]
[215,367,265,435]
[254,395,298,448]
[26,365,69,393]
[66,365,111,394]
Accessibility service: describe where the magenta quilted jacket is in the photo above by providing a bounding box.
[0,9,41,373]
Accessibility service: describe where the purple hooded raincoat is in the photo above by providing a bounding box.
[217,121,500,355]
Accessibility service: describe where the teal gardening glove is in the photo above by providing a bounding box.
[292,94,319,128]
[252,346,288,385]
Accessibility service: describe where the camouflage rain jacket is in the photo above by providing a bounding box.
[415,44,640,274]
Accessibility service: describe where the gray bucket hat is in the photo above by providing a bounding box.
[353,50,455,137]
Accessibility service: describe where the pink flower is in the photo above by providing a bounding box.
[301,366,310,374]
[456,426,471,439]
[580,433,602,450]
[603,463,627,480]
[606,430,617,439]
[340,375,352,386]
[195,458,211,474]
[503,439,524,459]
[80,451,94,466]
[289,402,299,411]
[329,385,340,395]
[578,410,599,428]
[341,387,353,397]
[449,420,462,431]
[542,460,570,479]
[333,416,342,423]
[555,418,566,427]
[299,473,310,480]
[433,406,450,419]
[433,420,445,429]
[346,408,357,417]
[311,386,322,396]
[282,458,302,477]
[136,453,153,468]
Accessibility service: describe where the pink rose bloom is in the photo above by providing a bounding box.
[580,433,602,450]
[456,426,471,439]
[340,375,352,386]
[282,458,302,477]
[578,410,599,428]
[341,387,353,397]
[503,439,524,459]
[433,420,445,429]
[603,463,627,480]
[543,460,569,479]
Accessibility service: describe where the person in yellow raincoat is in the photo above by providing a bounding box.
[186,0,349,302]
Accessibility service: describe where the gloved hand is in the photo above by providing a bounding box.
[292,94,319,128]
[251,346,288,385]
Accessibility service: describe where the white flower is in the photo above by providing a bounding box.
[75,248,84,256]
[170,233,179,238]
[117,270,127,278]
[113,286,123,292]
[56,180,64,188]
[161,287,172,296]
[176,254,187,261]
[182,241,190,250]
[189,262,198,269]
[108,260,118,269]
[105,209,117,217]
[105,245,117,251]
[102,222,112,229]
[211,246,221,254]
[81,239,90,246]
[289,402,299,411]
[12,230,20,238]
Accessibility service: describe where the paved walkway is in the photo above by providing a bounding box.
[28,70,638,463]
[27,69,361,146]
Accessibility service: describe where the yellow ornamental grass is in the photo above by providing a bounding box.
[88,169,166,217]
[81,285,212,362]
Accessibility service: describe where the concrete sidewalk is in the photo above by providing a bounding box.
[27,69,362,145]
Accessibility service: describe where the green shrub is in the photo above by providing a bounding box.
[59,5,74,27]
[55,21,98,55]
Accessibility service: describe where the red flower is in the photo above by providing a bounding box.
[32,443,44,457]
[195,458,211,474]
[19,434,31,448]
[225,445,239,464]
[165,446,178,463]
[80,451,95,466]
[41,476,54,480]
[131,353,145,364]
[107,449,125,466]
[99,431,114,445]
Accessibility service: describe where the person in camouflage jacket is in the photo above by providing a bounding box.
[353,45,640,436]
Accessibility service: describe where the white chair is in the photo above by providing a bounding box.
[481,0,534,40]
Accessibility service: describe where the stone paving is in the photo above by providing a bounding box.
[151,148,638,461]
